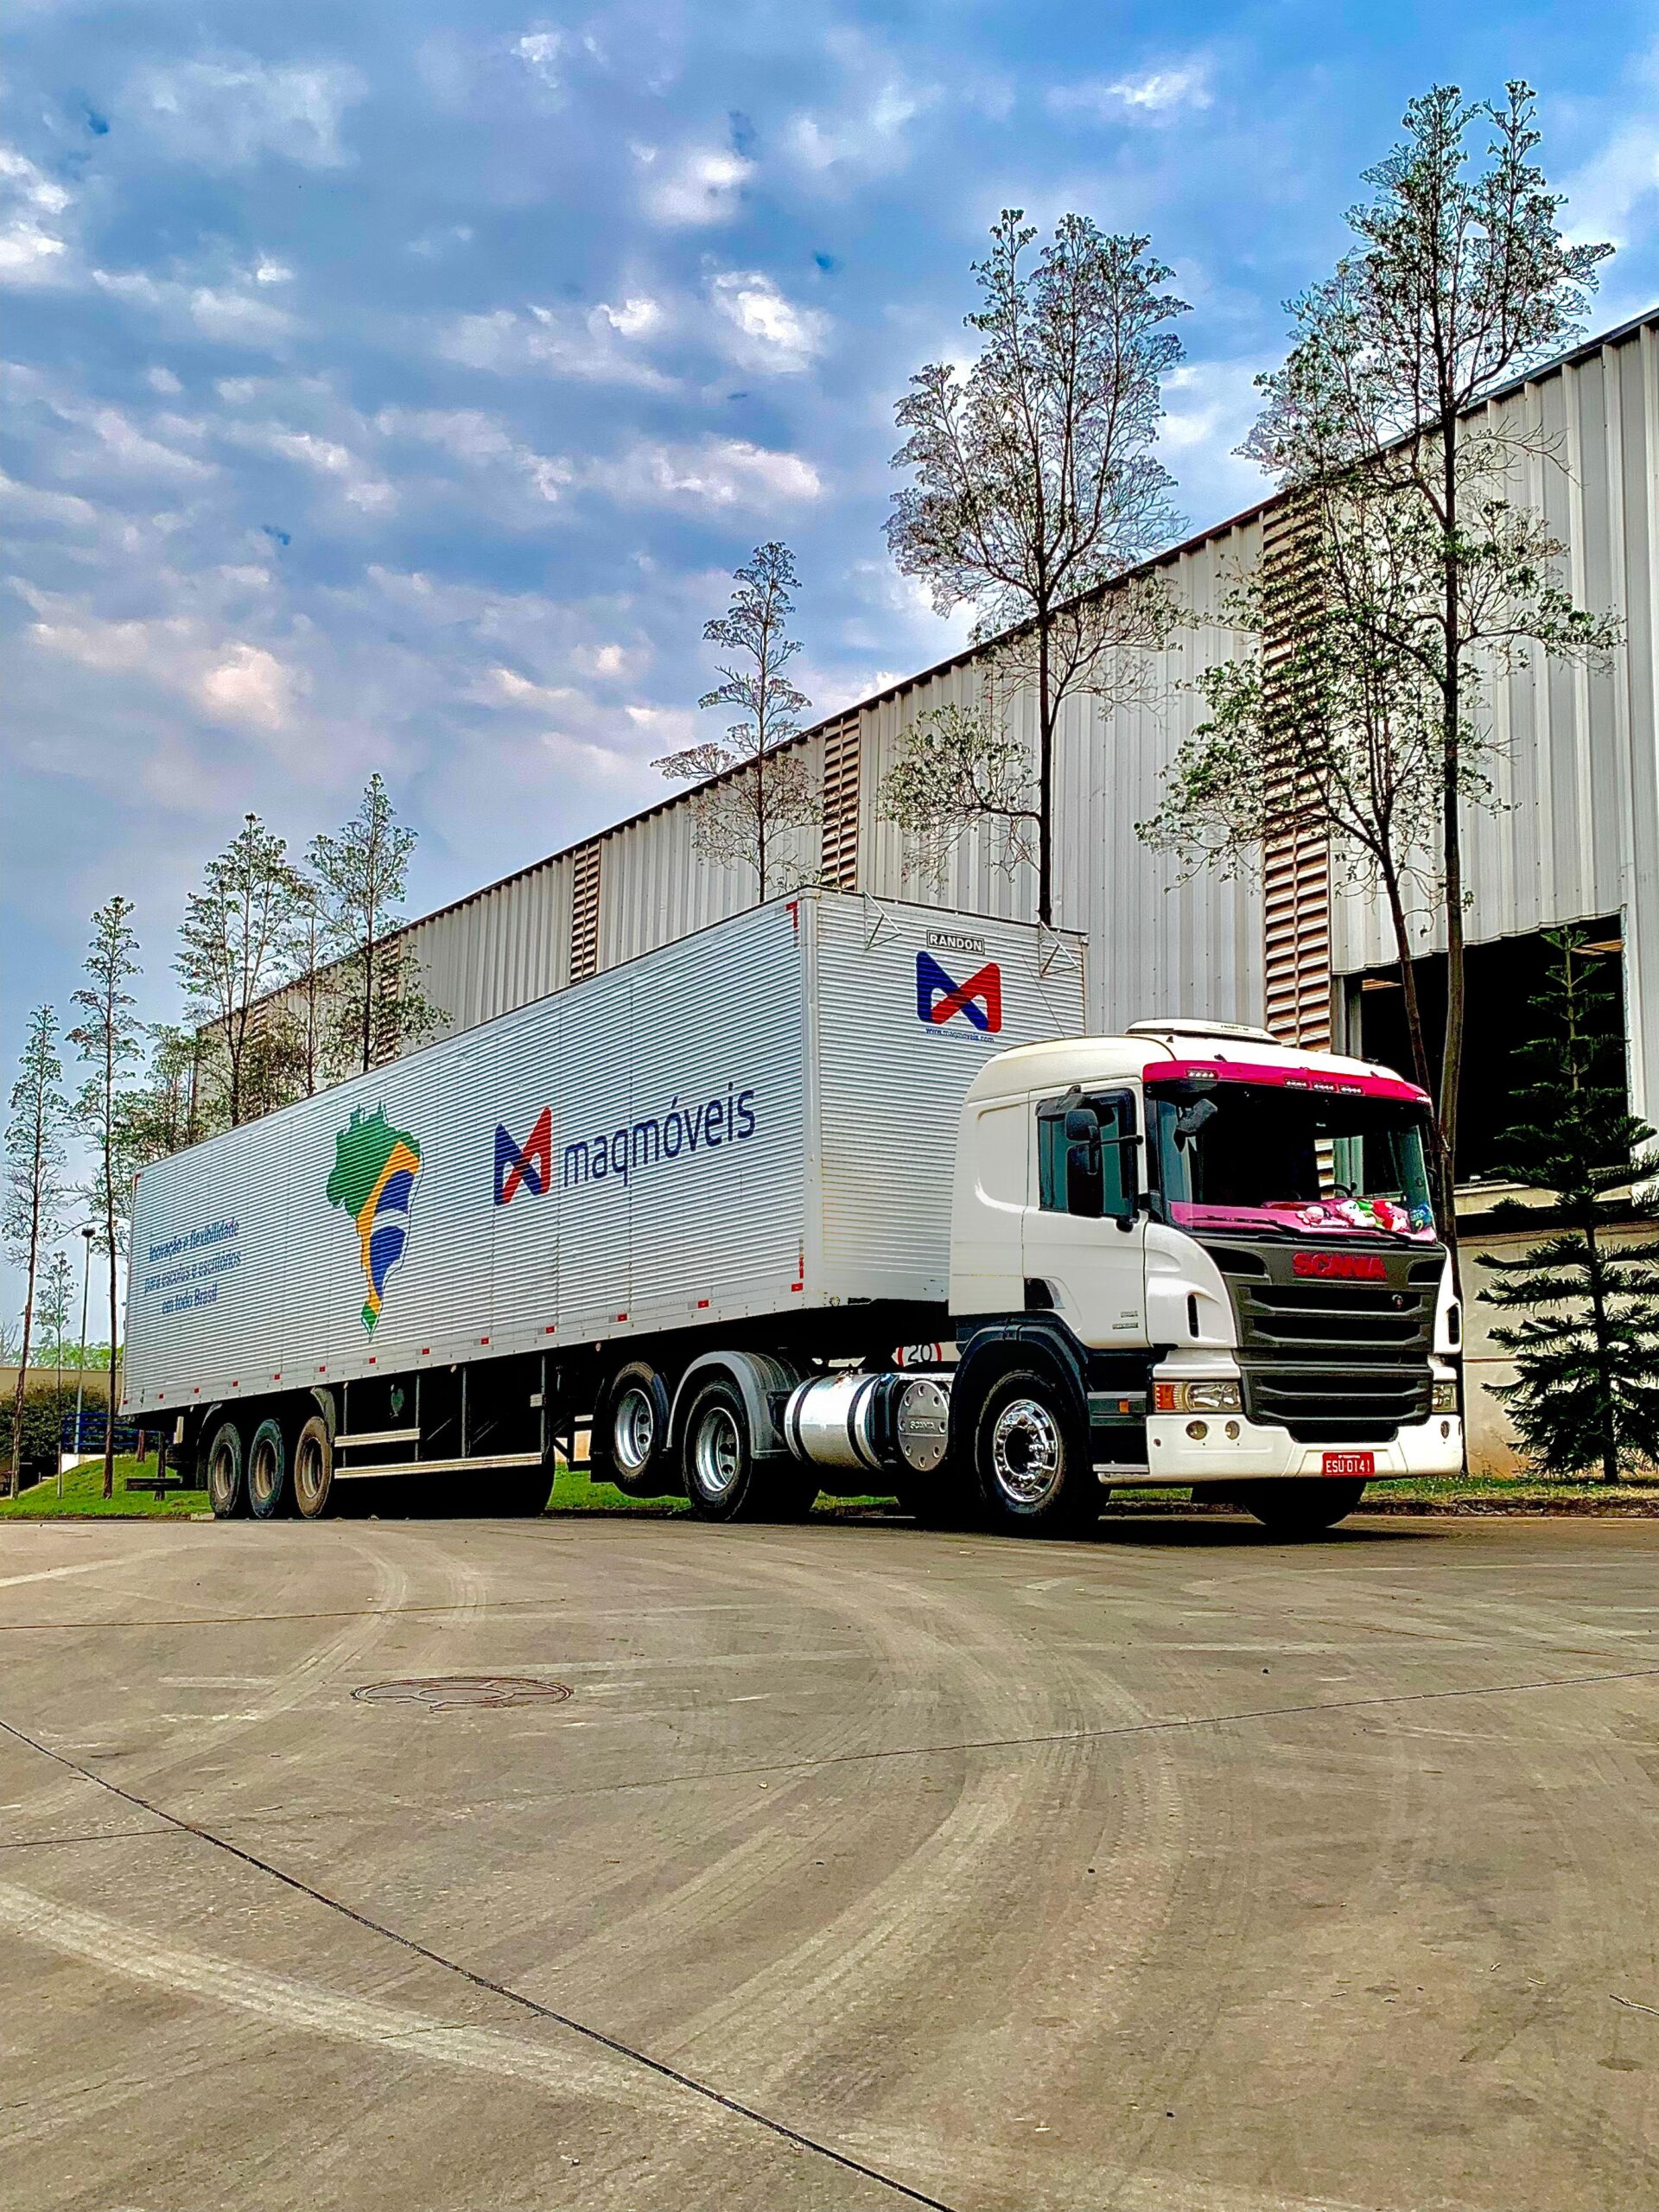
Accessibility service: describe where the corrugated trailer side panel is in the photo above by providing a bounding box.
[126,899,818,1414]
[807,899,1087,1305]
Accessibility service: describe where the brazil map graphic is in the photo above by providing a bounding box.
[326,1106,423,1333]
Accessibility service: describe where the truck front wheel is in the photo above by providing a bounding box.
[974,1370,1095,1537]
[204,1419,246,1519]
[1240,1478,1366,1535]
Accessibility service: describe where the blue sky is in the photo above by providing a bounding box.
[4,0,1659,1230]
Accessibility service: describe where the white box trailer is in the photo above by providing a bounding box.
[130,887,1463,1538]
[126,892,1086,1516]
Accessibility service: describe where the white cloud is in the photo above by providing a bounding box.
[93,267,296,349]
[709,271,829,372]
[409,224,474,258]
[188,284,296,346]
[480,664,585,711]
[1562,125,1659,247]
[514,31,563,92]
[637,143,751,226]
[147,365,183,395]
[0,144,74,285]
[1157,359,1274,514]
[591,436,822,509]
[253,258,293,285]
[198,642,292,727]
[435,299,672,387]
[375,404,573,503]
[1051,64,1212,122]
[225,422,395,512]
[129,56,365,170]
[782,39,938,187]
[22,594,297,732]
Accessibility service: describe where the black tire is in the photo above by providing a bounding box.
[972,1367,1096,1536]
[204,1417,246,1519]
[680,1379,815,1522]
[593,1363,677,1497]
[1240,1478,1367,1535]
[292,1413,334,1521]
[246,1415,293,1520]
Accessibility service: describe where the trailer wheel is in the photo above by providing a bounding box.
[973,1369,1095,1536]
[292,1414,334,1520]
[247,1416,293,1520]
[594,1363,676,1497]
[204,1419,246,1519]
[1240,1478,1366,1535]
[683,1379,753,1520]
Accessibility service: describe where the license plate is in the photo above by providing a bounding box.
[1322,1451,1375,1479]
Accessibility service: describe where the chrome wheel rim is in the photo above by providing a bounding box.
[613,1388,656,1477]
[692,1406,741,1500]
[295,1433,327,1514]
[990,1397,1064,1509]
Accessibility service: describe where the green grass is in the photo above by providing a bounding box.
[0,1456,209,1519]
[0,1455,893,1521]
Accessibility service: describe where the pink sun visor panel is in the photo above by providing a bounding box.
[1143,1058,1431,1106]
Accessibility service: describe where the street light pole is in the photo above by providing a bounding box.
[72,1225,93,1472]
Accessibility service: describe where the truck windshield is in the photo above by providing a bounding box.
[1147,1083,1437,1238]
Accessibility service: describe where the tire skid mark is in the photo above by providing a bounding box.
[0,1874,676,2112]
[0,1531,416,1835]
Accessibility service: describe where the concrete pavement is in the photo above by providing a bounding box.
[2,1509,1656,2210]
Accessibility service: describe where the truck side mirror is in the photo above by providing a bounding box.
[1064,1107,1097,1142]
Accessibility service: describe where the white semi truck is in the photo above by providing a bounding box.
[124,889,1463,1536]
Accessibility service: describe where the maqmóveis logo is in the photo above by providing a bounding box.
[916,950,1001,1033]
[495,1107,552,1206]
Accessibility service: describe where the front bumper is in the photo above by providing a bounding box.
[1139,1410,1463,1484]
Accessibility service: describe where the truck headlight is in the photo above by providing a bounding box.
[1431,1380,1459,1414]
[1154,1379,1243,1414]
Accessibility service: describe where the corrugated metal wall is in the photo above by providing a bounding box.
[1329,320,1658,1119]
[353,315,1656,1118]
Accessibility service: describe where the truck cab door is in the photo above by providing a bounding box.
[1025,1089,1147,1345]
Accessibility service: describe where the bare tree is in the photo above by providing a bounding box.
[69,897,143,1501]
[121,1022,216,1170]
[4,1006,68,1497]
[886,211,1188,920]
[655,541,817,900]
[282,877,339,1097]
[1141,442,1615,1226]
[883,689,1042,886]
[38,1249,73,1372]
[176,813,304,1127]
[309,775,427,1075]
[1243,80,1615,1188]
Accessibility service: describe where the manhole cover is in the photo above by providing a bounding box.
[353,1676,573,1712]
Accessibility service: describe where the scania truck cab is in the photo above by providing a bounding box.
[900,1016,1462,1534]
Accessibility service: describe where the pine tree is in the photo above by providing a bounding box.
[1478,931,1659,1482]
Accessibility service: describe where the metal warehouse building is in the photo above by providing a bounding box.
[362,310,1659,1471]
